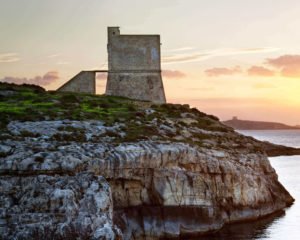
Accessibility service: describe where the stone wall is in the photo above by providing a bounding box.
[107,28,160,71]
[106,72,165,103]
[106,27,166,103]
[57,71,96,94]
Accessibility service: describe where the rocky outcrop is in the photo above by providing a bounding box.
[101,142,293,239]
[0,122,122,240]
[260,141,300,157]
[1,173,118,240]
[0,119,294,239]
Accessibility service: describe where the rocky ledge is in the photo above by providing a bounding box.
[261,141,300,157]
[0,83,295,239]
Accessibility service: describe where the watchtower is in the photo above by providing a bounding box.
[57,27,166,103]
[105,27,166,103]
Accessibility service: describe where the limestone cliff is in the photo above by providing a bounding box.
[0,83,294,239]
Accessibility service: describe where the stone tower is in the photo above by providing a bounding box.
[105,27,166,103]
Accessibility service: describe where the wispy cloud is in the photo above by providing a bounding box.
[162,69,186,79]
[47,54,60,58]
[247,66,275,77]
[228,47,280,55]
[164,47,195,52]
[162,53,210,64]
[0,53,20,63]
[162,47,279,64]
[0,71,59,86]
[205,66,242,77]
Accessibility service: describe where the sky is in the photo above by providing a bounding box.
[1,0,300,125]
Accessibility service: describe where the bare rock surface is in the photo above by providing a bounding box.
[1,173,118,240]
[1,121,123,239]
[0,119,294,239]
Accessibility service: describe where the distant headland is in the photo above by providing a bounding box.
[223,116,300,130]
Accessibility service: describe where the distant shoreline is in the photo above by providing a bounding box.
[223,118,300,130]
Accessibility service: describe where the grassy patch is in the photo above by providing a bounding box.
[0,82,233,146]
[0,83,139,128]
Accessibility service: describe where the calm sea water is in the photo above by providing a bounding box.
[199,130,300,240]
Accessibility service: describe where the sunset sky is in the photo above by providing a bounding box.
[1,0,300,124]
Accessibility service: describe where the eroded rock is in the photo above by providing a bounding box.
[0,173,119,240]
[0,119,294,239]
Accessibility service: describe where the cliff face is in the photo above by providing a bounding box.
[107,143,292,239]
[1,172,119,239]
[0,123,121,239]
[0,84,294,239]
[0,119,293,239]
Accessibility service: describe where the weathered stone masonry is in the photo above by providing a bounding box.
[57,71,98,94]
[57,27,166,103]
[105,27,166,103]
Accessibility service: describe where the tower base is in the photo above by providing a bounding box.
[105,72,166,103]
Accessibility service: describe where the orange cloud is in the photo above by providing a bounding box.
[162,70,186,79]
[205,66,241,77]
[247,66,275,77]
[266,55,300,78]
[267,55,300,67]
[0,71,59,86]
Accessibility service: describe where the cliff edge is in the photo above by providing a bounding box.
[0,83,294,239]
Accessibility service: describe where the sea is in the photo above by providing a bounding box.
[199,130,300,240]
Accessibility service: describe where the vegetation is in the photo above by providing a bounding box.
[0,82,234,146]
[0,82,139,128]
